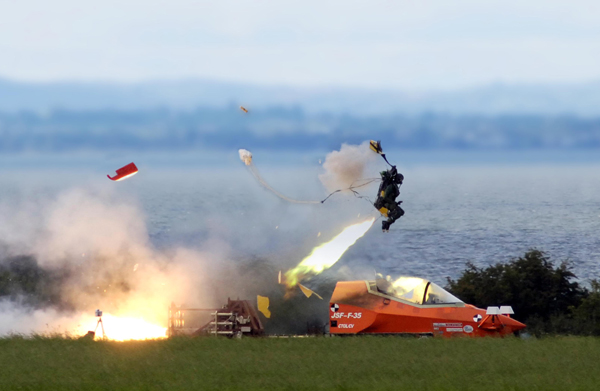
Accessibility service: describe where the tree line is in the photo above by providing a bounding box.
[446,249,600,336]
[2,108,600,152]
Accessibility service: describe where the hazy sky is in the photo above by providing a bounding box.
[1,0,599,89]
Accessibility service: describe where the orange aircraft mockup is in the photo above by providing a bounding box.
[329,277,525,337]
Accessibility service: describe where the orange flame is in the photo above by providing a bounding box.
[84,313,166,341]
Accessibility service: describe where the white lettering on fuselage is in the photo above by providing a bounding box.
[331,312,362,319]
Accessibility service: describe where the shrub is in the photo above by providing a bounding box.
[446,249,589,335]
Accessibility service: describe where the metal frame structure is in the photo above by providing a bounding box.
[168,298,264,337]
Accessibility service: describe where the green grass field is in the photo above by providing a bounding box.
[0,336,598,390]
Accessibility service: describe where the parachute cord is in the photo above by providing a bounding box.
[320,178,380,204]
[247,164,322,204]
[245,160,380,206]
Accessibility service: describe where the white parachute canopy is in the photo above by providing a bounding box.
[238,149,253,166]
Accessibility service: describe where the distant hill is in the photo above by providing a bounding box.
[2,78,600,116]
[1,108,599,153]
[2,78,600,153]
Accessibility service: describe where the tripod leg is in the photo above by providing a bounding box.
[100,318,106,339]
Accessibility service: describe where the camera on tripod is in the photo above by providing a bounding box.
[95,309,103,317]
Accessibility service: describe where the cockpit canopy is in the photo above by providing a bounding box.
[375,276,463,305]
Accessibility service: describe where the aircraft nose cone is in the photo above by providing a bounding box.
[501,315,526,332]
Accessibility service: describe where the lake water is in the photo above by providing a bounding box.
[1,150,600,288]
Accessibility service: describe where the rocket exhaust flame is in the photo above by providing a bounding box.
[284,218,375,288]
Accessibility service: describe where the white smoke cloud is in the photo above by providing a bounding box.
[0,302,88,336]
[34,189,150,267]
[0,188,228,336]
[318,141,378,193]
